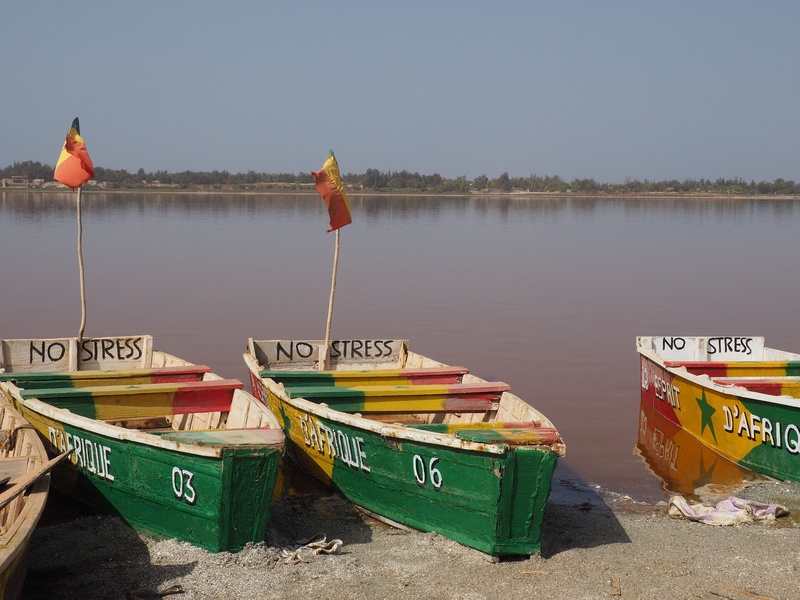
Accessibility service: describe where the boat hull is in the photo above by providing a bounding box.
[245,341,563,557]
[6,395,282,553]
[638,336,800,483]
[0,336,284,553]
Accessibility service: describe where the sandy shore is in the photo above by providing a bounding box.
[22,478,800,600]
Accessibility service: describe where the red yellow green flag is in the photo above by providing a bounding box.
[54,117,94,189]
[312,152,352,232]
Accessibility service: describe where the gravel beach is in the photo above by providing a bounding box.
[21,478,800,600]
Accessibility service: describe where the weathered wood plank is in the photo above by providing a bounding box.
[261,365,468,386]
[0,365,211,389]
[669,360,800,377]
[711,376,800,397]
[0,450,72,511]
[19,379,244,421]
[284,382,508,413]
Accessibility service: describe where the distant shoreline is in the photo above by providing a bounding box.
[2,187,799,201]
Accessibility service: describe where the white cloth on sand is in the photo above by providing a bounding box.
[668,495,789,526]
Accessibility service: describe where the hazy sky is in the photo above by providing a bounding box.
[4,2,799,183]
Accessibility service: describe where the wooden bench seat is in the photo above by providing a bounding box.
[261,366,469,387]
[454,427,562,445]
[408,420,540,432]
[0,365,212,389]
[0,457,33,482]
[19,379,244,421]
[156,428,285,446]
[366,414,430,425]
[105,416,174,430]
[711,376,800,397]
[407,422,560,445]
[284,382,509,414]
[666,360,800,377]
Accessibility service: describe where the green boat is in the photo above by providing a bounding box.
[0,335,284,553]
[244,338,565,557]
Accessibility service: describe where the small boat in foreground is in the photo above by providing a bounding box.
[244,338,565,557]
[637,335,800,483]
[0,392,66,599]
[0,335,284,553]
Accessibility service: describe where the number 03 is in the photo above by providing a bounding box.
[412,455,442,490]
[172,467,197,504]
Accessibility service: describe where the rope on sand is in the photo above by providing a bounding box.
[281,533,344,564]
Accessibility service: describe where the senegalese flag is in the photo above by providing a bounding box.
[312,152,352,232]
[54,117,94,189]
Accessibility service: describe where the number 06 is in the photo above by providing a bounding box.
[412,455,442,490]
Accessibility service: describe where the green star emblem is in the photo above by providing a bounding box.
[696,390,717,443]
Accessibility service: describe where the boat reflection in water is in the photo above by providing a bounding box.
[636,398,771,500]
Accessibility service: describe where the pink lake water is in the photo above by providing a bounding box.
[3,190,800,502]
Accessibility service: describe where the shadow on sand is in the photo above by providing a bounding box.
[22,465,375,600]
[24,499,197,600]
[23,459,629,598]
[540,463,632,558]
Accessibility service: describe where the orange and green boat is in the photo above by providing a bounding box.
[245,338,565,557]
[0,335,284,553]
[637,335,800,483]
[636,395,769,498]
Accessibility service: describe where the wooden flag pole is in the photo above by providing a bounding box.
[76,186,87,342]
[320,228,341,370]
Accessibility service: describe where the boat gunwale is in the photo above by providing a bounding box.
[244,351,566,456]
[0,382,283,458]
[638,345,800,409]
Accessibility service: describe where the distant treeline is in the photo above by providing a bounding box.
[3,160,798,195]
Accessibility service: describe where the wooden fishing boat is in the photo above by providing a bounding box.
[0,335,284,553]
[244,338,565,557]
[0,393,67,599]
[637,335,800,483]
